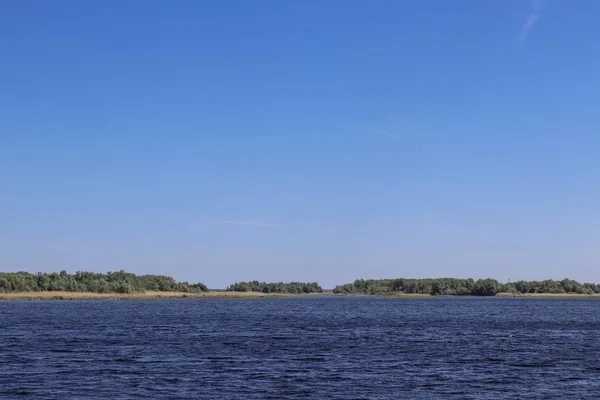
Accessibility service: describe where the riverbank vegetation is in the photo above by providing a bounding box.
[227,281,323,294]
[3,271,600,299]
[0,271,208,294]
[333,278,600,296]
[0,290,290,300]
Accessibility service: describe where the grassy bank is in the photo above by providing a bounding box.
[0,290,301,301]
[387,293,600,298]
[4,291,600,301]
[496,292,600,298]
[383,293,436,298]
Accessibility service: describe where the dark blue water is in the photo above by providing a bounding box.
[1,297,600,399]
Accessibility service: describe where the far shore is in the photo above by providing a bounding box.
[384,292,600,298]
[384,293,436,298]
[345,292,600,299]
[2,291,600,301]
[495,292,600,298]
[0,291,333,301]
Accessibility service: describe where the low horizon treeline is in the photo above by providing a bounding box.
[333,278,600,296]
[0,271,323,295]
[227,281,323,294]
[0,271,208,294]
[3,271,600,297]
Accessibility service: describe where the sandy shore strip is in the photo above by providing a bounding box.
[495,292,600,298]
[3,291,599,300]
[0,290,310,300]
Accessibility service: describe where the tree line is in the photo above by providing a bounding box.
[0,271,323,295]
[0,271,208,294]
[333,278,600,296]
[227,281,323,294]
[2,271,599,296]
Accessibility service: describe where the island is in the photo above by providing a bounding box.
[0,271,325,300]
[333,278,600,297]
[2,271,600,300]
[227,281,323,294]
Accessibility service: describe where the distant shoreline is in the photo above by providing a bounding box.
[5,272,600,299]
[383,292,600,299]
[384,292,600,298]
[0,291,330,301]
[2,291,600,301]
[495,292,600,298]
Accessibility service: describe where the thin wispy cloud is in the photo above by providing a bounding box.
[519,0,545,43]
[368,128,403,141]
[219,220,278,228]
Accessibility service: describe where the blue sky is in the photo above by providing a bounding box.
[1,0,600,288]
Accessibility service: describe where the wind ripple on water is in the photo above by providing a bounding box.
[1,297,600,399]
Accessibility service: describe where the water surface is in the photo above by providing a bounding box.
[1,296,599,399]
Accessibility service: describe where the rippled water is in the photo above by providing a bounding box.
[1,297,600,399]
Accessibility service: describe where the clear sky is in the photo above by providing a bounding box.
[1,0,599,288]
